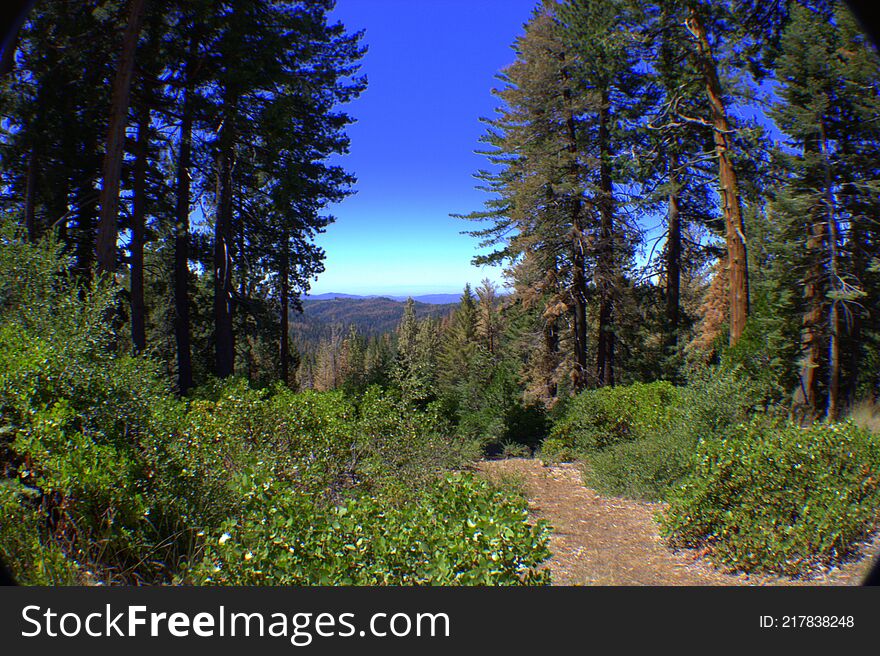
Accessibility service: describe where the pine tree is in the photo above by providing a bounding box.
[771,0,880,418]
[438,284,479,388]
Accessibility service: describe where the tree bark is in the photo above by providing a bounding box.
[561,58,588,390]
[596,91,615,387]
[96,0,147,277]
[790,133,827,420]
[795,210,826,418]
[543,316,559,401]
[0,0,35,77]
[130,101,149,354]
[280,233,291,386]
[686,5,749,346]
[23,148,37,242]
[820,121,841,419]
[173,37,196,394]
[666,151,682,349]
[213,91,238,379]
[74,179,98,282]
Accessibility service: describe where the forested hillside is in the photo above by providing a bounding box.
[294,297,455,344]
[1,0,880,585]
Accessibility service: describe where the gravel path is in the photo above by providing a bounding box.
[479,458,880,586]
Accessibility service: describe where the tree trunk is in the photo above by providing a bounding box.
[666,151,682,350]
[130,101,149,354]
[280,233,291,386]
[173,39,195,394]
[543,316,559,401]
[847,218,864,405]
[23,148,38,242]
[561,57,588,390]
[596,92,615,387]
[795,210,826,418]
[686,6,749,346]
[820,121,840,419]
[74,179,98,282]
[96,0,147,278]
[213,92,238,379]
[0,0,35,77]
[791,134,826,420]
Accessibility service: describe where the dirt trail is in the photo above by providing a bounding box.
[479,458,880,586]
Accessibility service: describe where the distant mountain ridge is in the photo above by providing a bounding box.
[292,296,457,345]
[304,292,462,305]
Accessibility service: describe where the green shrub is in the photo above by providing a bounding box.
[538,437,576,464]
[550,381,681,453]
[660,418,880,576]
[584,429,696,501]
[500,441,531,459]
[190,472,551,586]
[0,479,80,585]
[0,234,183,581]
[677,366,769,441]
[543,371,771,500]
[354,386,464,494]
[585,368,769,501]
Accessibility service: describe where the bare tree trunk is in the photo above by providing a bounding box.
[543,316,559,401]
[130,101,148,354]
[686,6,749,346]
[74,180,98,282]
[23,148,37,242]
[666,151,682,350]
[213,92,238,379]
[0,0,35,77]
[847,218,864,405]
[596,93,615,387]
[796,212,827,418]
[96,0,147,277]
[791,134,827,420]
[821,121,841,419]
[561,58,588,390]
[280,233,291,386]
[173,36,196,395]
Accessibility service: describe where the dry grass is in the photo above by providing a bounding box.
[851,398,880,435]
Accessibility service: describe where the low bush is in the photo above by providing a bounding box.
[550,381,681,453]
[544,371,769,500]
[191,472,551,585]
[660,418,880,576]
[583,429,696,501]
[538,437,576,464]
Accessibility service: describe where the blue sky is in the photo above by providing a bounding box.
[311,0,538,296]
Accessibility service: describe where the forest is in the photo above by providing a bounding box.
[1,0,880,585]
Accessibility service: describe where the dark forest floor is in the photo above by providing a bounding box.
[479,458,880,586]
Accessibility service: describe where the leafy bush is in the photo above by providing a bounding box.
[550,381,681,453]
[0,234,180,582]
[544,371,771,500]
[191,472,551,585]
[354,386,466,494]
[852,399,880,435]
[661,418,880,576]
[500,441,531,459]
[583,430,696,501]
[676,366,769,441]
[538,437,576,464]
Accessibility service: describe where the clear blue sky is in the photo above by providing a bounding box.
[311,0,537,296]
